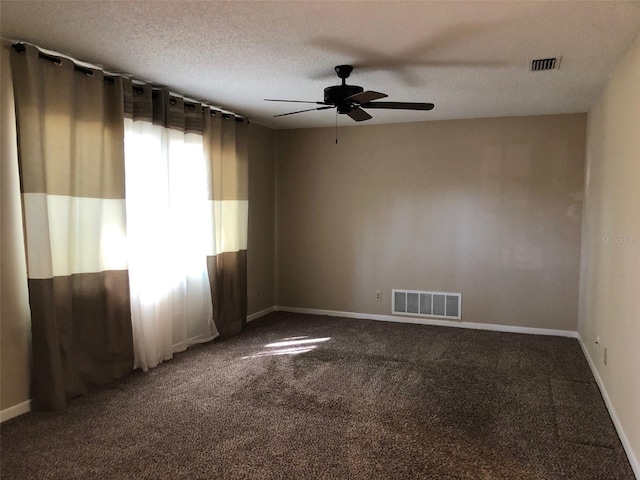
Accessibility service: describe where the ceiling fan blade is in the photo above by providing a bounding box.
[274,105,335,118]
[344,90,388,104]
[265,99,329,105]
[362,101,434,111]
[346,107,372,122]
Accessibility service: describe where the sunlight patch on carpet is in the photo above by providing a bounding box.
[243,336,332,359]
[265,337,331,348]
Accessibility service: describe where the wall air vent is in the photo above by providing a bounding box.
[392,289,462,320]
[531,57,560,72]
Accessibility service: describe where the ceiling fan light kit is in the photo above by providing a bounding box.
[265,65,435,122]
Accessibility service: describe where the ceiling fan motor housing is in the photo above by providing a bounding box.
[324,84,364,106]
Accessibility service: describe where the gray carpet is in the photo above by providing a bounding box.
[1,312,634,479]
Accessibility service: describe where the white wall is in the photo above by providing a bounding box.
[579,32,640,476]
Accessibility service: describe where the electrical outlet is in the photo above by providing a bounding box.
[375,290,382,302]
[604,347,608,366]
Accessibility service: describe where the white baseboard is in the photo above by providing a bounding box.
[275,306,578,338]
[578,336,639,479]
[247,306,275,323]
[0,399,31,423]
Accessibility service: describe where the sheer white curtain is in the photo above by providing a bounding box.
[124,118,218,372]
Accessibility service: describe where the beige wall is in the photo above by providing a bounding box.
[248,123,276,315]
[276,114,586,331]
[580,32,640,472]
[1,42,32,411]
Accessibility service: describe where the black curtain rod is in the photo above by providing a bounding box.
[11,43,248,123]
[12,43,115,82]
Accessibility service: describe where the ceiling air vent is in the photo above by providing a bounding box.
[531,57,560,72]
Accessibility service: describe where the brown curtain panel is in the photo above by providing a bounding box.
[10,45,133,410]
[204,112,249,336]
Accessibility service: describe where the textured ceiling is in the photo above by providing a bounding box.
[2,1,640,129]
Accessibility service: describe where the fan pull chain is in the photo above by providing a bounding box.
[335,110,338,144]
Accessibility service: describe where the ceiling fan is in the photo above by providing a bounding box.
[265,65,434,122]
